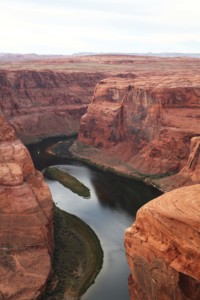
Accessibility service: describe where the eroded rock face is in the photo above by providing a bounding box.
[159,136,200,191]
[74,75,200,191]
[0,114,54,299]
[0,70,105,143]
[124,185,200,300]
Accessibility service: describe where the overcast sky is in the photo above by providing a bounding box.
[0,0,199,54]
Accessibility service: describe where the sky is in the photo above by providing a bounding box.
[0,0,200,54]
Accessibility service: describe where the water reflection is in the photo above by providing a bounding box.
[27,137,162,300]
[45,165,134,300]
[92,171,160,216]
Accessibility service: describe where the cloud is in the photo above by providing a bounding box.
[0,0,199,54]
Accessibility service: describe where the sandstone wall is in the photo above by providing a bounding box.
[74,75,200,191]
[69,67,200,299]
[0,114,54,299]
[124,185,200,300]
[0,70,105,143]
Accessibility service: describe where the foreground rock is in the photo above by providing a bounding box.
[72,75,200,191]
[124,184,200,300]
[0,114,54,299]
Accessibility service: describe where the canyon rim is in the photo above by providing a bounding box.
[0,54,200,299]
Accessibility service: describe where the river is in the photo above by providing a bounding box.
[27,136,162,300]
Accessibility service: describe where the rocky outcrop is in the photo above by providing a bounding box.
[72,73,200,299]
[72,75,200,191]
[124,184,200,300]
[159,136,200,191]
[0,70,105,143]
[0,114,54,299]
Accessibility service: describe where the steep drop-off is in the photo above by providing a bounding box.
[1,55,200,300]
[72,75,200,191]
[0,70,105,143]
[125,185,200,300]
[70,74,200,300]
[0,114,53,299]
[1,55,200,144]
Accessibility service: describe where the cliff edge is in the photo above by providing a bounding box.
[0,114,54,299]
[0,70,104,143]
[71,74,200,299]
[72,75,200,191]
[124,185,200,299]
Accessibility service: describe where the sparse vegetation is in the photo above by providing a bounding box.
[42,206,103,300]
[44,167,90,198]
[69,141,178,191]
[47,136,76,158]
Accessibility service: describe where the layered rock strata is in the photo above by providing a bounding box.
[0,70,105,143]
[0,114,54,299]
[159,136,200,190]
[72,75,200,191]
[124,184,200,300]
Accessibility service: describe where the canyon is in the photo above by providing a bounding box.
[69,56,200,299]
[1,54,200,299]
[1,54,200,144]
[74,70,200,298]
[73,74,200,192]
[0,69,105,143]
[0,113,53,299]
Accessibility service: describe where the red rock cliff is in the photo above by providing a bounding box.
[0,70,105,143]
[124,185,200,300]
[69,63,200,300]
[0,113,54,299]
[72,75,200,191]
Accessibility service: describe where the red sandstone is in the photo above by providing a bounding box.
[1,55,200,300]
[71,69,200,299]
[0,114,53,299]
[0,70,105,143]
[125,185,200,299]
[1,55,200,144]
[74,75,200,191]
